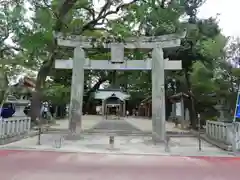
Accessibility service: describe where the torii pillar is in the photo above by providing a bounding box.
[152,45,166,141]
[68,47,85,134]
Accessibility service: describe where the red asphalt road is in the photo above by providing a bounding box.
[0,150,239,180]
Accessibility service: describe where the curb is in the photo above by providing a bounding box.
[0,147,236,158]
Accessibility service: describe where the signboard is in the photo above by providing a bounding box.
[235,94,240,118]
[176,102,182,116]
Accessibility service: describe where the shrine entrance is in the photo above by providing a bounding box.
[105,96,121,120]
[106,104,119,116]
[105,96,122,120]
[94,89,129,120]
[54,31,186,141]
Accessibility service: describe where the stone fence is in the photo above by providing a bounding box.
[0,117,31,140]
[206,120,240,151]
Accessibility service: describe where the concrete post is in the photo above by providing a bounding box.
[27,118,31,133]
[171,103,176,117]
[69,47,85,134]
[181,97,185,129]
[123,100,126,117]
[102,99,105,120]
[152,46,165,141]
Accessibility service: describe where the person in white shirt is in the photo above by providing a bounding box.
[126,110,129,117]
[41,103,48,119]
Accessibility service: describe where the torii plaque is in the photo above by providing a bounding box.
[55,31,186,141]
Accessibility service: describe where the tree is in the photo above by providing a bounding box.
[48,0,189,113]
[0,1,29,103]
[18,0,144,120]
[104,0,227,128]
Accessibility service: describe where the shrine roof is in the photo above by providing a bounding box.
[140,92,190,104]
[97,88,128,92]
[94,89,130,100]
[169,92,189,99]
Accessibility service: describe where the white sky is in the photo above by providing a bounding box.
[198,0,239,37]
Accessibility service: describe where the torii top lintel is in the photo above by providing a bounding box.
[55,30,187,49]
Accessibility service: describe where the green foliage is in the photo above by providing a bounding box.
[0,1,31,91]
[48,0,228,109]
[120,0,185,36]
[232,68,240,78]
[191,61,217,95]
[43,83,70,104]
[209,116,218,121]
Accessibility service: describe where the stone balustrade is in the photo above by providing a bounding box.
[0,117,31,139]
[206,120,232,145]
[206,120,240,151]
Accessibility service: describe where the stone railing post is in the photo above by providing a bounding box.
[206,120,232,145]
[27,118,31,133]
[0,118,3,138]
[0,117,31,140]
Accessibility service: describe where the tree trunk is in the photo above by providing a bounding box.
[184,69,197,129]
[30,56,55,122]
[112,70,117,87]
[30,70,48,122]
[29,0,86,121]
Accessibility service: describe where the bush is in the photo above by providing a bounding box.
[209,116,218,121]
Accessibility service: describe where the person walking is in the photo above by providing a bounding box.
[42,103,48,119]
[126,110,129,118]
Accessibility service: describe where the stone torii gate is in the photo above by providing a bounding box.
[55,31,186,141]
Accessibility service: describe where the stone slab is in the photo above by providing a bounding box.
[55,59,182,70]
[57,39,182,49]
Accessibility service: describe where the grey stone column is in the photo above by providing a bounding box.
[171,103,176,117]
[152,46,165,141]
[180,97,185,129]
[123,100,126,117]
[69,46,85,134]
[102,99,105,120]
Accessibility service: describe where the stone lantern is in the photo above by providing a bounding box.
[214,98,229,122]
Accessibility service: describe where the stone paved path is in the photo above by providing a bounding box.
[125,117,189,132]
[51,115,101,130]
[89,120,142,132]
[51,115,187,133]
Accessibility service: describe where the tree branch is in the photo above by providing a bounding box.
[98,0,112,18]
[82,7,95,20]
[0,9,11,44]
[54,0,78,31]
[81,0,139,32]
